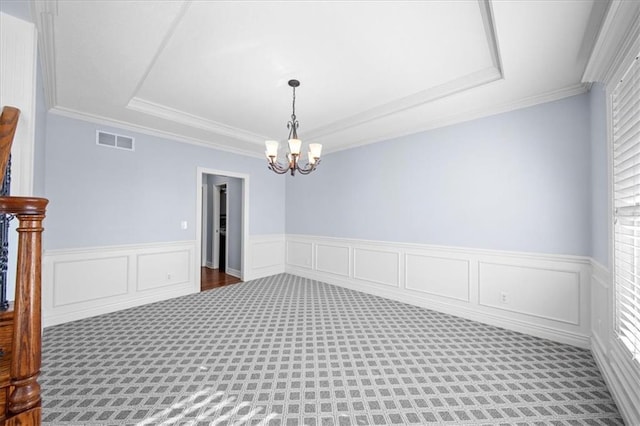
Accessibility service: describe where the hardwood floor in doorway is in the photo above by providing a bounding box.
[201,267,241,291]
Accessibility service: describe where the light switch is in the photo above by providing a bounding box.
[181,220,188,230]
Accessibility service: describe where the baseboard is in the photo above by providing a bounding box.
[226,268,241,279]
[43,240,198,327]
[285,234,591,348]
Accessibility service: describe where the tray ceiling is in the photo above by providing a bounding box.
[32,0,604,157]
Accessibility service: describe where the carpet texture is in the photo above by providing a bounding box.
[41,274,623,425]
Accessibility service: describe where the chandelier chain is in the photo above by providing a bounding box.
[287,84,299,139]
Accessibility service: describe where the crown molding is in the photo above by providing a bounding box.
[49,80,587,160]
[30,0,58,109]
[306,0,503,140]
[49,106,265,159]
[308,66,503,141]
[127,96,268,145]
[582,0,640,86]
[325,83,589,156]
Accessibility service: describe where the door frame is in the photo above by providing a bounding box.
[201,184,208,267]
[195,167,249,291]
[212,184,221,269]
[212,183,230,271]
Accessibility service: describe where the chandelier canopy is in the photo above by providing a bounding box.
[265,80,322,176]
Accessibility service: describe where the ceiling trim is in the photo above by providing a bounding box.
[30,0,58,109]
[307,0,503,140]
[127,1,192,103]
[122,0,276,147]
[49,105,265,159]
[126,0,503,148]
[326,83,589,156]
[582,0,640,87]
[47,81,588,161]
[126,97,269,144]
[481,0,503,71]
[307,66,502,140]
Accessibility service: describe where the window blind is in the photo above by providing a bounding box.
[613,53,640,362]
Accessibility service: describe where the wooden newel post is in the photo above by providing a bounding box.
[1,197,48,422]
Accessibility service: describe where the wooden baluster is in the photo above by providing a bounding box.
[1,197,47,425]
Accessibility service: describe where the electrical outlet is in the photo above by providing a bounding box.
[167,273,172,280]
[500,292,508,304]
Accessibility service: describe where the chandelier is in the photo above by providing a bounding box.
[265,79,322,175]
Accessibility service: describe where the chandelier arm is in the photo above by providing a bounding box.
[268,161,291,174]
[296,160,320,175]
[296,167,314,175]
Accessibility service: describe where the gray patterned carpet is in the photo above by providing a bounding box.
[41,274,623,425]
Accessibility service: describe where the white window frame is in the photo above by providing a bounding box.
[612,52,640,365]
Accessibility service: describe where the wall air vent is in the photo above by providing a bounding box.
[96,130,134,151]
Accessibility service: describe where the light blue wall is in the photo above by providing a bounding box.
[0,0,30,22]
[589,83,609,267]
[44,114,285,250]
[287,93,592,257]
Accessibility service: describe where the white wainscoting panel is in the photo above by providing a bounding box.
[53,256,129,306]
[286,240,313,269]
[316,244,350,277]
[43,241,197,327]
[478,262,580,325]
[247,234,285,281]
[137,250,191,292]
[405,254,470,302]
[285,234,591,348]
[353,248,400,287]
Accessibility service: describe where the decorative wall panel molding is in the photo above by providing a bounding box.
[137,250,190,291]
[405,253,470,302]
[478,261,580,325]
[43,241,196,327]
[246,234,285,281]
[286,240,313,269]
[53,256,129,306]
[353,248,400,287]
[286,234,591,348]
[316,244,350,277]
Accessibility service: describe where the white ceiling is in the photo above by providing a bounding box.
[32,0,606,158]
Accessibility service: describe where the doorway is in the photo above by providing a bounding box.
[196,168,249,292]
[214,184,227,272]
